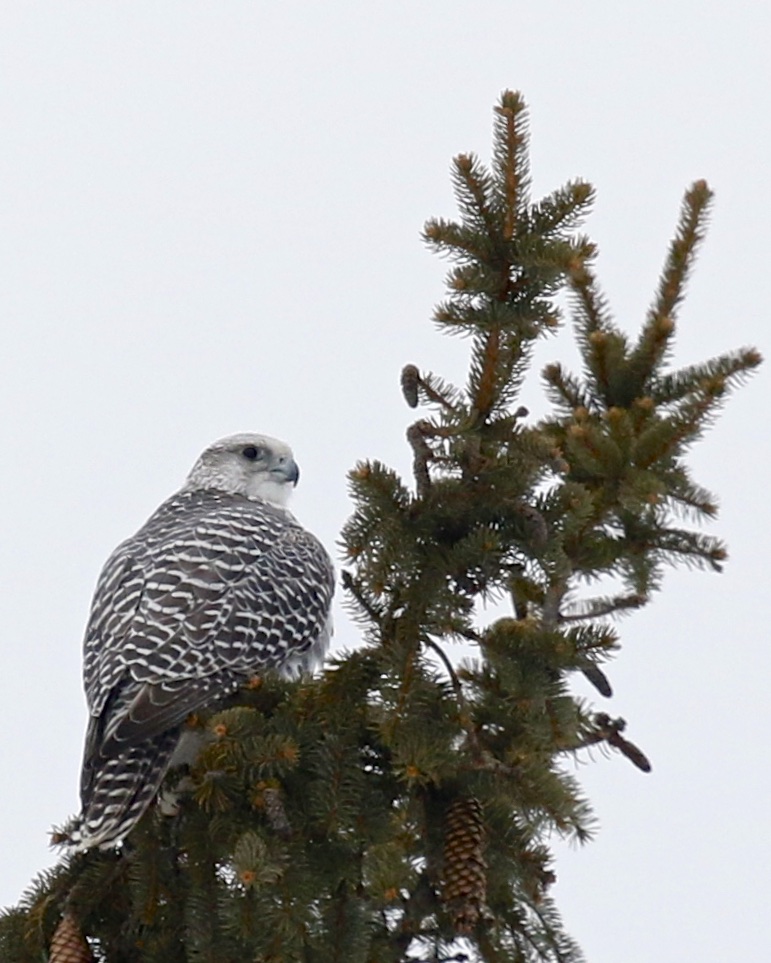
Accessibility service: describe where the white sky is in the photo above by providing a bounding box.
[1,4,768,961]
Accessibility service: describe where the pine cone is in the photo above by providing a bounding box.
[401,364,420,408]
[49,912,93,963]
[441,796,490,933]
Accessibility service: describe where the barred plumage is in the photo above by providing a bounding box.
[73,434,334,850]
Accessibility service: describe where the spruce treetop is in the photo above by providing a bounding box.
[1,90,760,963]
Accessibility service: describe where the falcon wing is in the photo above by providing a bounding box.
[82,490,333,773]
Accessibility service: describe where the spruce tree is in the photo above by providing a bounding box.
[0,91,760,963]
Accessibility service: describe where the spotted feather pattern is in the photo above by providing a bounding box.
[74,489,334,850]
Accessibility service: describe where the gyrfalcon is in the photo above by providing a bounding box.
[73,433,334,850]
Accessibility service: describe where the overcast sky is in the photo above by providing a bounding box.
[1,4,768,961]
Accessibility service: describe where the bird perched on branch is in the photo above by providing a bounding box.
[71,433,334,851]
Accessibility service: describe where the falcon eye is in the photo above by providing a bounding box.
[242,445,262,461]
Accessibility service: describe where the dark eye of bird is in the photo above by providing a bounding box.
[242,446,261,461]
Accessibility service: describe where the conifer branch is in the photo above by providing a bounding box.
[542,577,569,631]
[559,593,647,622]
[664,470,718,519]
[341,569,385,624]
[530,181,595,235]
[542,362,593,413]
[471,326,502,424]
[493,90,529,240]
[407,421,435,497]
[568,259,613,340]
[452,153,498,237]
[423,218,492,263]
[650,180,713,325]
[652,346,762,405]
[423,638,483,763]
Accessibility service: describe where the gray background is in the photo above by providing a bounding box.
[1,4,768,961]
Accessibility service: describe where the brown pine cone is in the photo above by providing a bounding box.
[49,912,93,963]
[441,796,490,933]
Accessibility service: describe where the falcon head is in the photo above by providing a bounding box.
[183,433,300,507]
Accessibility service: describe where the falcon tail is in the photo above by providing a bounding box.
[70,731,179,851]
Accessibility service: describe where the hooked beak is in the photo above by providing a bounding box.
[272,457,300,487]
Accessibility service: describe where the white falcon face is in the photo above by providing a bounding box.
[183,433,300,507]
